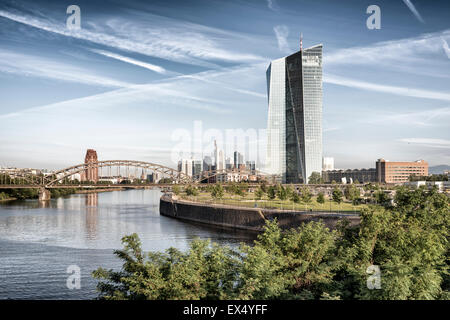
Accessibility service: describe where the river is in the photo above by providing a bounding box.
[0,189,256,300]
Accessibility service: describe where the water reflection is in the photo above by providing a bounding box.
[0,189,255,251]
[38,200,50,208]
[86,192,98,207]
[85,193,98,240]
[0,189,256,299]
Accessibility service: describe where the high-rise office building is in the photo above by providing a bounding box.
[214,140,225,171]
[246,160,256,172]
[203,156,213,172]
[225,157,232,170]
[266,41,323,184]
[178,159,193,176]
[322,157,334,171]
[193,160,202,177]
[233,151,244,169]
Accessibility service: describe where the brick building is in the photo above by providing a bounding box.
[82,149,99,182]
[376,159,428,184]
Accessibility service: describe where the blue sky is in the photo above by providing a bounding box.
[0,0,449,170]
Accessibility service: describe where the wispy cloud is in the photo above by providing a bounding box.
[0,9,265,68]
[325,29,450,68]
[267,0,280,12]
[90,49,170,75]
[273,25,291,53]
[182,73,266,98]
[0,49,133,88]
[402,0,425,24]
[441,37,450,59]
[364,107,450,127]
[0,83,231,120]
[324,74,450,102]
[323,127,340,133]
[398,138,450,149]
[0,63,268,119]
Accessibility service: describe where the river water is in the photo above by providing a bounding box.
[0,189,256,300]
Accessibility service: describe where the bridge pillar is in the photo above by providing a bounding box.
[38,188,51,201]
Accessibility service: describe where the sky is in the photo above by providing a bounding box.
[0,0,449,170]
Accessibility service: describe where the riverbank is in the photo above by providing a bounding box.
[0,188,79,200]
[75,188,125,194]
[160,194,360,232]
[0,196,16,202]
[0,187,124,201]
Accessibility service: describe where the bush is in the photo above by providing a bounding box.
[276,184,288,200]
[332,187,343,204]
[0,192,10,200]
[290,191,300,203]
[94,187,450,300]
[211,184,224,199]
[267,186,276,200]
[300,187,312,204]
[185,185,199,196]
[316,192,325,205]
[254,187,264,200]
[172,185,181,195]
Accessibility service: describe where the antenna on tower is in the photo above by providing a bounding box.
[300,33,303,51]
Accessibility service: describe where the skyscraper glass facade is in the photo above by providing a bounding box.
[266,44,323,184]
[266,58,286,182]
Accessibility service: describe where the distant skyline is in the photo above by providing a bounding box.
[0,0,449,170]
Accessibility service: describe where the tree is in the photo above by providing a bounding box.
[332,187,343,204]
[226,183,245,197]
[300,187,312,204]
[373,188,390,207]
[260,182,268,193]
[158,178,173,184]
[93,234,240,300]
[290,191,300,203]
[308,172,322,184]
[276,184,288,200]
[267,185,276,200]
[211,184,224,199]
[316,192,325,205]
[93,187,450,300]
[335,187,450,300]
[234,185,245,197]
[185,185,199,196]
[172,185,181,195]
[255,187,264,200]
[345,185,360,205]
[285,185,294,199]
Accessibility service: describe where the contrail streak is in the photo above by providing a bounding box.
[402,0,425,23]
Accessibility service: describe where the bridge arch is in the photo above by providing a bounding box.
[44,160,192,187]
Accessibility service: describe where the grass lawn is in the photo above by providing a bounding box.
[178,192,367,213]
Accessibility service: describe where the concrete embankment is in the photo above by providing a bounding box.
[160,195,360,232]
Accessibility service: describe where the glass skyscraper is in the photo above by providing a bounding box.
[266,44,323,184]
